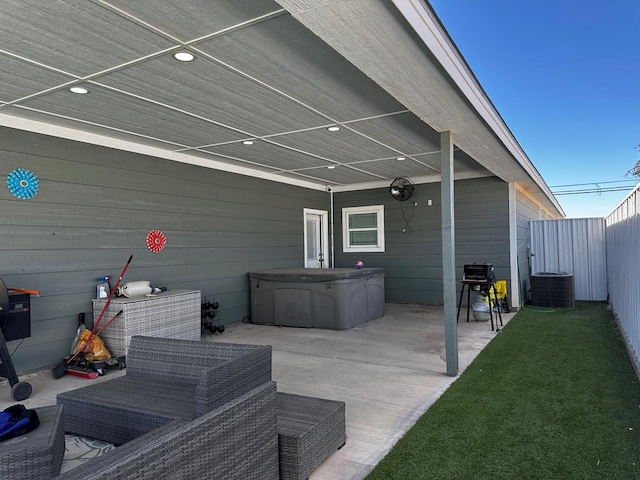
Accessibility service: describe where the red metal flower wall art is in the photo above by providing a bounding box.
[146,230,167,253]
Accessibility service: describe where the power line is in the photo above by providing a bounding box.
[549,179,637,188]
[549,178,639,197]
[553,186,636,196]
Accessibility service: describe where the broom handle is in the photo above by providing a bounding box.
[66,309,123,364]
[91,254,133,336]
[91,309,124,342]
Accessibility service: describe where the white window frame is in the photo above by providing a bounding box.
[342,205,385,253]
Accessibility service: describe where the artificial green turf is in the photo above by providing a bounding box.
[367,302,640,479]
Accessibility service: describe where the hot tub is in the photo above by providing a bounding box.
[249,268,385,329]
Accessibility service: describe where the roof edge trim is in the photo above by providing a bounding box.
[391,0,563,215]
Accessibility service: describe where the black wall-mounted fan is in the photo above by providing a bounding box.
[389,177,414,201]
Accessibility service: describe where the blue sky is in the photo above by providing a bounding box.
[429,0,640,217]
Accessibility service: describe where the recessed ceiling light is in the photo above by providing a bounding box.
[327,126,340,132]
[396,156,406,161]
[242,140,254,145]
[69,86,89,94]
[327,165,336,169]
[174,51,195,62]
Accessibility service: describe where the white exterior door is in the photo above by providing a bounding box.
[304,209,329,268]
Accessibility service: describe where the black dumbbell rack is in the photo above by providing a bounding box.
[201,299,225,334]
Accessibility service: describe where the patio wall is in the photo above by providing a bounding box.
[333,176,510,305]
[0,127,329,372]
[605,184,640,375]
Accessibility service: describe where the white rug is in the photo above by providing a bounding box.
[61,434,115,473]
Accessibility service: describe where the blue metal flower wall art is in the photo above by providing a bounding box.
[7,168,40,199]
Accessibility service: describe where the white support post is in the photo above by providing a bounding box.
[440,130,458,376]
[508,182,520,310]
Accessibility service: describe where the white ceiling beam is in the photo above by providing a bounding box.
[0,113,328,191]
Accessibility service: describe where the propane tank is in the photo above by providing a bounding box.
[116,281,167,298]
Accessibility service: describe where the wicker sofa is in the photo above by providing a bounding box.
[57,335,272,445]
[55,381,279,479]
[54,336,345,479]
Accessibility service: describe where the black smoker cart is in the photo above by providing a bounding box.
[456,263,503,332]
[0,278,34,400]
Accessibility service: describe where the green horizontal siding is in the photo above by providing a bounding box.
[0,127,329,372]
[334,177,510,304]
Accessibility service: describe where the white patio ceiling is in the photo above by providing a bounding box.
[0,0,562,214]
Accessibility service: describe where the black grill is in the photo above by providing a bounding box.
[457,262,502,331]
[2,292,31,341]
[462,263,496,284]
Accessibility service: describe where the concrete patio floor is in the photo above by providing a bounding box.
[0,303,512,479]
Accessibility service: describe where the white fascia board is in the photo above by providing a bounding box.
[330,170,493,193]
[391,0,563,215]
[0,113,327,192]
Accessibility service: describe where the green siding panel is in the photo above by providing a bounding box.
[0,127,329,373]
[334,177,510,305]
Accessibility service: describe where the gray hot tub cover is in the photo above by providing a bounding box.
[248,268,384,283]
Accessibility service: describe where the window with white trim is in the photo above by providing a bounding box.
[342,205,385,252]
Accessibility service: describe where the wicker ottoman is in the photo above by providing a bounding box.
[277,392,346,480]
[0,404,65,480]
